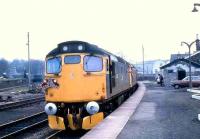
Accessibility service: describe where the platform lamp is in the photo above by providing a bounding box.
[192,3,200,12]
[181,35,199,89]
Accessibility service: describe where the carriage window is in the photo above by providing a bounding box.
[84,56,103,72]
[46,57,61,74]
[64,55,81,64]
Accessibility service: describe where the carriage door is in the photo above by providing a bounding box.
[111,61,116,90]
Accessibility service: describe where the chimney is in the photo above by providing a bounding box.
[196,34,200,51]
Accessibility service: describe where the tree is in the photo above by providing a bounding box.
[9,59,45,75]
[30,60,45,75]
[0,58,9,76]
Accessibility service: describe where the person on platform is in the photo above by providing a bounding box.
[156,74,164,86]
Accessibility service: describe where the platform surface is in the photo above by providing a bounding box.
[117,82,200,139]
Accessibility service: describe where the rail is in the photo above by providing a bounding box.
[45,130,62,139]
[0,85,27,92]
[0,96,44,111]
[0,111,47,139]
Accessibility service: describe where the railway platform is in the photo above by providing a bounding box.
[82,81,200,139]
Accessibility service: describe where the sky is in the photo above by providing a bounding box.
[0,0,199,63]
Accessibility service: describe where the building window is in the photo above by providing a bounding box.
[167,70,173,73]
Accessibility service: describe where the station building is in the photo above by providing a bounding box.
[160,52,200,86]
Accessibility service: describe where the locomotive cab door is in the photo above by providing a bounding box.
[111,61,116,89]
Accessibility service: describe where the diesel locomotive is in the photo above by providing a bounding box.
[43,41,137,130]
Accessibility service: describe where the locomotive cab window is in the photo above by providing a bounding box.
[46,57,61,74]
[64,55,81,64]
[83,55,103,72]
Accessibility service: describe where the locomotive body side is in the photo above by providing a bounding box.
[107,59,131,98]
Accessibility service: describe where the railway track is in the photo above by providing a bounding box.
[0,85,27,92]
[0,111,47,139]
[0,96,44,111]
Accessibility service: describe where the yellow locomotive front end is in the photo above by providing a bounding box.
[43,41,109,130]
[45,54,107,102]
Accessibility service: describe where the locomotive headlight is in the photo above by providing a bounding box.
[78,45,83,50]
[86,101,99,115]
[63,46,68,51]
[45,103,57,115]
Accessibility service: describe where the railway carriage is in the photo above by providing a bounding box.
[43,41,137,130]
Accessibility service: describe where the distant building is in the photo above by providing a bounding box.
[8,66,22,78]
[135,60,168,75]
[9,66,18,78]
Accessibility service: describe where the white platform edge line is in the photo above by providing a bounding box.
[192,94,200,100]
[187,89,200,94]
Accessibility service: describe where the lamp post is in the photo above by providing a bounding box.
[142,45,144,80]
[192,3,200,12]
[181,39,196,89]
[26,32,31,90]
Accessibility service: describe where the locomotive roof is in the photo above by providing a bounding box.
[46,41,129,64]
